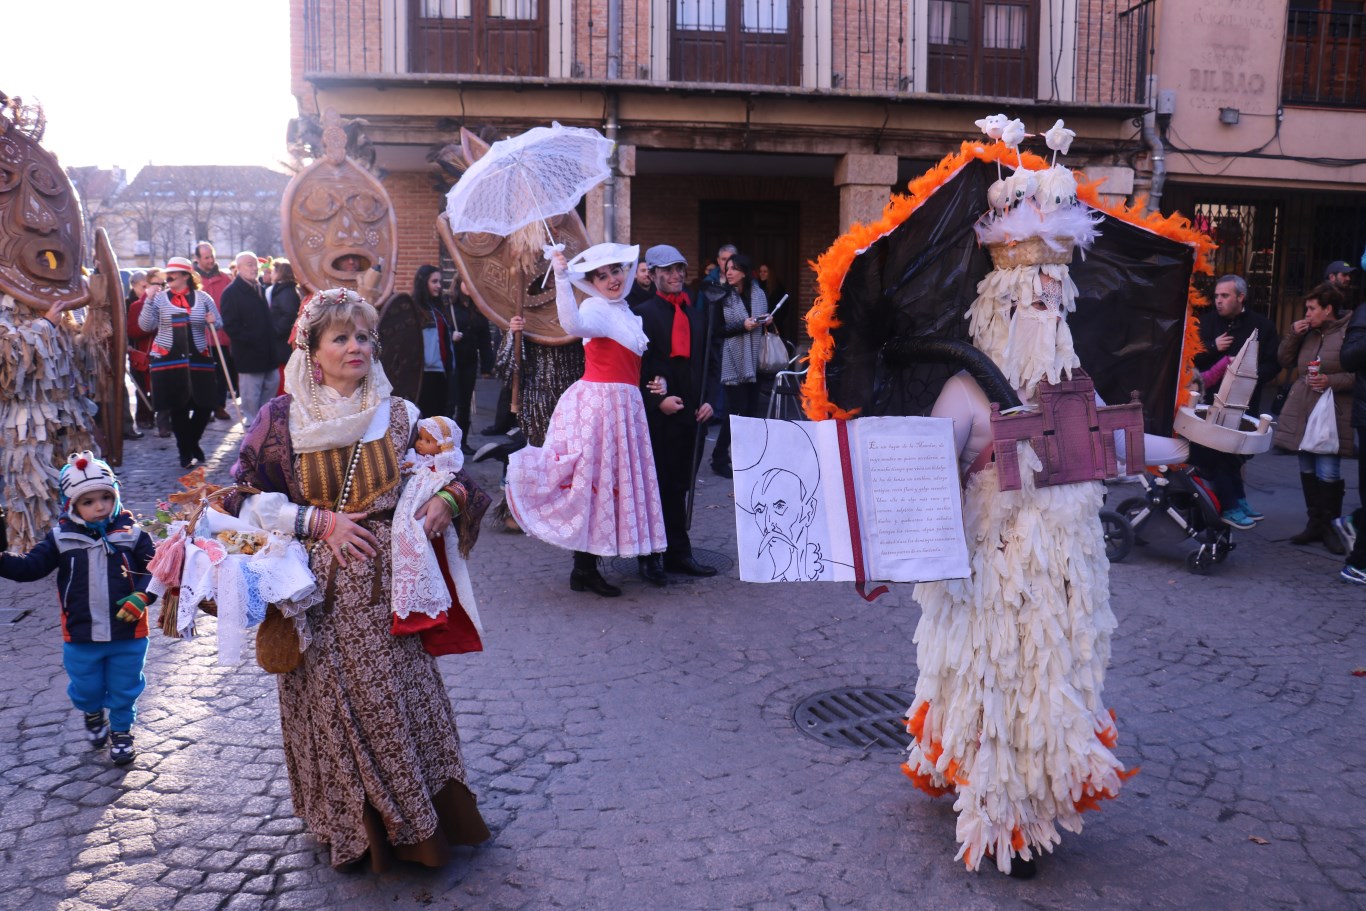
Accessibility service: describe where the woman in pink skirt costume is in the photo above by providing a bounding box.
[506,243,668,597]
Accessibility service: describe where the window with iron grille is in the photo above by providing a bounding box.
[1284,0,1366,107]
[1189,201,1281,320]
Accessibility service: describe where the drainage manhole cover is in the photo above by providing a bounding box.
[793,687,915,752]
[608,547,733,578]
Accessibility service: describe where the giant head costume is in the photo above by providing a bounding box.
[0,92,107,552]
[436,128,590,346]
[0,94,88,314]
[281,108,397,303]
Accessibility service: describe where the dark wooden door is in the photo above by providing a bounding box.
[671,0,801,86]
[699,200,801,343]
[409,0,547,76]
[925,0,1037,99]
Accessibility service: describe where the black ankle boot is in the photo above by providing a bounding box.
[473,428,526,465]
[638,554,667,587]
[570,552,621,597]
[1290,472,1324,545]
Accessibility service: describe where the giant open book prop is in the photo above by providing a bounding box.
[731,416,969,585]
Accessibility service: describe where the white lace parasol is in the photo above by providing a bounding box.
[444,122,614,238]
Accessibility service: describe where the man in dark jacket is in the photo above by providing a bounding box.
[634,244,721,580]
[1191,274,1282,523]
[1333,303,1366,583]
[219,252,279,424]
[1193,274,1281,412]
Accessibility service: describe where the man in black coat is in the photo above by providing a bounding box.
[1192,274,1281,412]
[219,252,279,425]
[1190,273,1282,524]
[634,244,721,580]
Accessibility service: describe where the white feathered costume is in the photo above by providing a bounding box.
[902,148,1135,874]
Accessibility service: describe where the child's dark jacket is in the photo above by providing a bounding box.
[0,512,155,642]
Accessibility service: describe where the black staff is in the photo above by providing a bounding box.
[687,284,725,528]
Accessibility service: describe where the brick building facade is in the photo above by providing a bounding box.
[288,0,1157,344]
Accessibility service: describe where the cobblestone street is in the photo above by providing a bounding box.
[1,383,1363,911]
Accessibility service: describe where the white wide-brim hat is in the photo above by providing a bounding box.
[567,243,639,276]
[566,243,640,303]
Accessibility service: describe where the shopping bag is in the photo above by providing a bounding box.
[1300,388,1339,455]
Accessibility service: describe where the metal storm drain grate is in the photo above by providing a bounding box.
[793,687,916,752]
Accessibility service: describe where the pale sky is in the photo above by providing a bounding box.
[3,0,297,177]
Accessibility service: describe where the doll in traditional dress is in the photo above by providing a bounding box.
[391,416,483,651]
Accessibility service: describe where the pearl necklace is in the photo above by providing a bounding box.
[336,436,365,512]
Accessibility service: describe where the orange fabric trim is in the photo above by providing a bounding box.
[901,761,954,798]
[803,141,1216,425]
[906,700,930,740]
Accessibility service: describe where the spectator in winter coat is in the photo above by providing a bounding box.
[1273,284,1353,557]
[267,260,302,395]
[220,252,279,424]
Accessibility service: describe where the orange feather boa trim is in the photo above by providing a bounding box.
[801,141,1216,422]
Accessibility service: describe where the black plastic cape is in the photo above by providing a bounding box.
[820,158,1195,435]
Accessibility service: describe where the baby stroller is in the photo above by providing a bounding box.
[1110,465,1235,574]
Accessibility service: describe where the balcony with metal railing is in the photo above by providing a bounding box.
[1284,5,1366,108]
[301,0,1153,106]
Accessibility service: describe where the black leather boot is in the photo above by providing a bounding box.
[570,551,621,597]
[1290,473,1324,545]
[664,554,718,577]
[638,554,668,587]
[473,428,526,464]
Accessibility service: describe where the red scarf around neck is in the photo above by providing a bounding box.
[660,291,691,358]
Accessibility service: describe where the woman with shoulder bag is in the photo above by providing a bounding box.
[221,289,492,871]
[1272,283,1354,553]
[137,258,220,468]
[711,253,770,477]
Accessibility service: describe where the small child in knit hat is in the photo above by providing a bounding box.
[0,452,157,765]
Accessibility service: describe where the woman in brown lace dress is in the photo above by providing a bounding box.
[225,289,491,871]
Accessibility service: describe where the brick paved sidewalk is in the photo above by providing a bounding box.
[0,389,1362,911]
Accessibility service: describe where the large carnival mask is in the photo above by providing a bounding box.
[281,108,397,303]
[0,117,88,313]
[436,128,589,346]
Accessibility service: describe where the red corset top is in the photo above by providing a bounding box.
[580,337,642,384]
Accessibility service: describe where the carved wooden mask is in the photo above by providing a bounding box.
[281,109,397,304]
[437,128,590,346]
[0,121,88,312]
